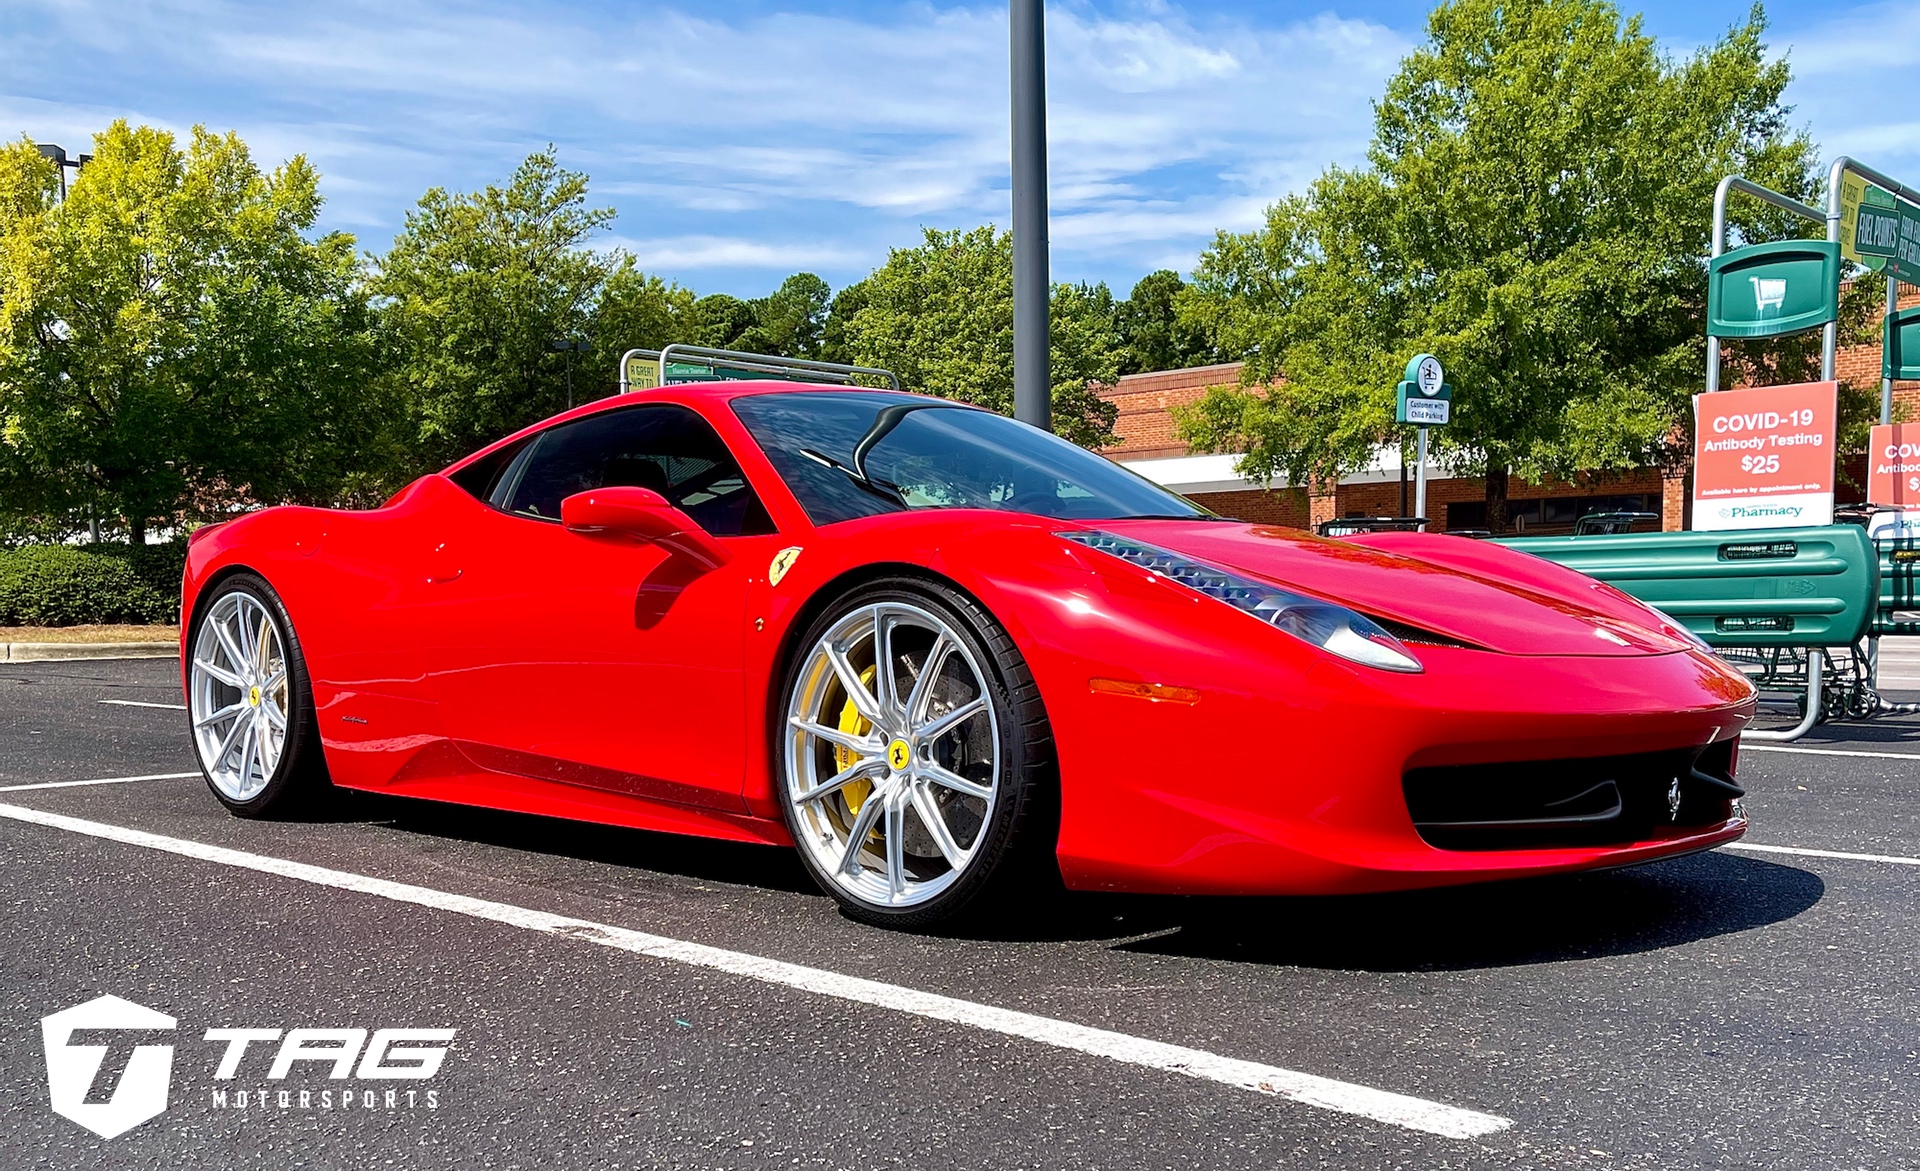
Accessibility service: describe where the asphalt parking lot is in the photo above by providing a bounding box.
[3,658,1918,1169]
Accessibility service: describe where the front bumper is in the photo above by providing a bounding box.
[1043,643,1755,896]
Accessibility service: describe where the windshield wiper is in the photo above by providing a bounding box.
[799,447,907,506]
[1121,513,1232,521]
[852,403,935,479]
[800,402,950,507]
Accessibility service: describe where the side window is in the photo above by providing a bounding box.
[492,405,775,537]
[447,434,533,502]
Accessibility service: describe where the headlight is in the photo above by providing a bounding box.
[1060,530,1424,674]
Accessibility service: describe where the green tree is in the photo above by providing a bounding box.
[820,279,871,363]
[1114,270,1215,375]
[0,123,383,541]
[664,276,835,358]
[592,257,698,364]
[685,293,756,351]
[584,258,702,395]
[837,226,1120,447]
[740,272,831,358]
[372,147,613,473]
[1175,0,1837,531]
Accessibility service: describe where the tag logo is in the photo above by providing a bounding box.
[769,547,802,586]
[42,995,177,1139]
[39,997,457,1136]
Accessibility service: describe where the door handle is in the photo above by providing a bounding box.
[426,540,460,585]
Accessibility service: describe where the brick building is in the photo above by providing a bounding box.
[1099,292,1919,534]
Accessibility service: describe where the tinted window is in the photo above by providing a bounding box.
[491,404,775,537]
[732,391,1209,526]
[446,435,533,501]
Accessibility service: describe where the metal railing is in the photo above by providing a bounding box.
[616,344,900,394]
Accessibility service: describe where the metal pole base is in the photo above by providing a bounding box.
[1741,649,1824,743]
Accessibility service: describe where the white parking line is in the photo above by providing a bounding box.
[0,801,1508,1140]
[98,699,186,710]
[0,772,197,793]
[1725,842,1920,867]
[1741,745,1920,761]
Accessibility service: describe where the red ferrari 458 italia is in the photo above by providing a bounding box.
[179,380,1756,926]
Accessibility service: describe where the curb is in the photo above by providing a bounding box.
[3,642,177,663]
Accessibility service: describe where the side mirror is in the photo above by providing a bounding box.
[560,487,730,570]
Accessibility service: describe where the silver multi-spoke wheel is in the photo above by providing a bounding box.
[784,601,1001,910]
[189,589,290,803]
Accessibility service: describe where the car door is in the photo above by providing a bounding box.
[425,402,785,812]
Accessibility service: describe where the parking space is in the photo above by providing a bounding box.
[3,657,1918,1168]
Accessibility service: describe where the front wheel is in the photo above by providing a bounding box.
[186,573,329,817]
[777,580,1056,929]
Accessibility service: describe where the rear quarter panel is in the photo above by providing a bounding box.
[182,477,462,789]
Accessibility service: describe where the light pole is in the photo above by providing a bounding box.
[551,339,592,409]
[1010,0,1050,430]
[34,143,91,200]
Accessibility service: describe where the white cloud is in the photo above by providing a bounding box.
[28,0,1919,296]
[0,0,1409,291]
[1779,2,1920,195]
[606,233,866,270]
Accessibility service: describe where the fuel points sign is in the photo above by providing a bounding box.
[1395,354,1452,425]
[1692,381,1837,531]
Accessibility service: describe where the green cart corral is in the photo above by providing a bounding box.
[1496,525,1879,742]
[1876,538,1920,637]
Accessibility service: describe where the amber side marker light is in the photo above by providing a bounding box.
[1088,678,1201,705]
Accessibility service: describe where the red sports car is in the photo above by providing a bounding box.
[180,381,1756,926]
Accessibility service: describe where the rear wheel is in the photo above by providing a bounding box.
[778,579,1056,929]
[187,574,328,817]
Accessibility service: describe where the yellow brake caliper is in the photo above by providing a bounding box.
[833,666,877,816]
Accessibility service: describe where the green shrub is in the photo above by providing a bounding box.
[80,537,189,598]
[0,546,177,626]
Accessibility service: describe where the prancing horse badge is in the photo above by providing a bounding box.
[769,546,803,586]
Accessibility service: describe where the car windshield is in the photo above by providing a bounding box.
[732,390,1211,526]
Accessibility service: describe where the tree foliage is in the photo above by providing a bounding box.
[593,258,697,363]
[1114,270,1216,375]
[1175,0,1843,529]
[834,226,1120,447]
[0,122,383,539]
[372,147,615,474]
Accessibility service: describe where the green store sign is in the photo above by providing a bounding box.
[1888,305,1920,382]
[1706,239,1842,340]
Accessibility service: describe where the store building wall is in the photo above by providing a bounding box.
[1097,303,1909,533]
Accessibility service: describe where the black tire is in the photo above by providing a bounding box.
[185,572,330,818]
[775,576,1059,930]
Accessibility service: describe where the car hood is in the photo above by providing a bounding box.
[1091,520,1686,657]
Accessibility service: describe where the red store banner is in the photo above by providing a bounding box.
[1692,381,1837,532]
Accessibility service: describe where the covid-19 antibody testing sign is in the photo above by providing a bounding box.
[1692,381,1837,531]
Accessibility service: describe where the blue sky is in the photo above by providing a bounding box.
[6,0,1915,298]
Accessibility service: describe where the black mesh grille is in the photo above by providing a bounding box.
[1403,740,1740,851]
[1366,616,1485,651]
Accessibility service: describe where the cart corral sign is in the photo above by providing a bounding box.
[1692,381,1837,531]
[1705,240,1842,339]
